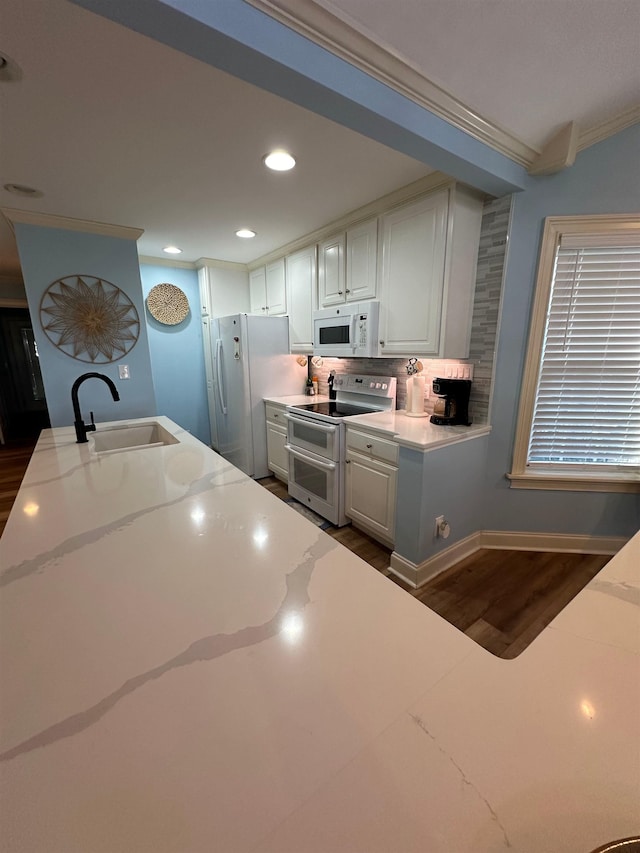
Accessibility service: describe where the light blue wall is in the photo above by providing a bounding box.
[396,437,488,564]
[484,124,640,538]
[14,223,157,428]
[140,263,210,445]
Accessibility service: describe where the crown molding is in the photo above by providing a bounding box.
[1,208,144,241]
[139,254,198,269]
[245,0,539,168]
[577,104,640,152]
[248,172,460,269]
[195,257,249,272]
[247,0,639,167]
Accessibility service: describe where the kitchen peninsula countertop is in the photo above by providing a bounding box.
[347,408,492,450]
[1,416,638,853]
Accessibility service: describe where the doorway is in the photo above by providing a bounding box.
[0,308,50,442]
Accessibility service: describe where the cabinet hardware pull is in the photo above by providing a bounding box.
[345,289,350,293]
[366,443,373,449]
[379,341,385,346]
[338,290,343,295]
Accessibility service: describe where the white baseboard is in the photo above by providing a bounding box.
[389,530,628,589]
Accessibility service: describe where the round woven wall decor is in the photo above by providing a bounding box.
[146,283,190,325]
[39,274,140,363]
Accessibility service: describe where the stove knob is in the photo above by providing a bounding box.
[375,382,381,389]
[382,383,388,390]
[369,381,375,388]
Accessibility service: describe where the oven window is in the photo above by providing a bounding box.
[291,420,332,452]
[292,456,328,501]
[319,324,350,345]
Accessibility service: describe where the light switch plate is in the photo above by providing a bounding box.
[118,364,130,379]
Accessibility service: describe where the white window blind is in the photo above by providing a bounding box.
[527,234,640,469]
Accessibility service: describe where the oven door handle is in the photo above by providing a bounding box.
[284,413,338,434]
[285,445,337,470]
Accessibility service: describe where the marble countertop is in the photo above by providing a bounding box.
[265,395,491,450]
[345,409,492,449]
[1,416,638,853]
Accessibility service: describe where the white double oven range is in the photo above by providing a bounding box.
[285,374,396,526]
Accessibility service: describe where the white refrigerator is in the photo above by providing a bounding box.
[208,314,303,478]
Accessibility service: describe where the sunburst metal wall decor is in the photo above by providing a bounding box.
[39,275,140,363]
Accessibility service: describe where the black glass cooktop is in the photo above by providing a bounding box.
[291,401,378,418]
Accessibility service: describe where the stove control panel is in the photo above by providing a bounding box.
[333,374,397,401]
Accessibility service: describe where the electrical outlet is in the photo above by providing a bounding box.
[435,515,445,537]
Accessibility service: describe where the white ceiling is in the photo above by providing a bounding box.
[1,0,638,282]
[309,0,640,149]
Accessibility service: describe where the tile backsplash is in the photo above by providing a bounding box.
[309,194,512,424]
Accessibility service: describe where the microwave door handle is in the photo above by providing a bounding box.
[284,413,338,433]
[215,338,228,415]
[285,445,337,470]
[351,314,358,352]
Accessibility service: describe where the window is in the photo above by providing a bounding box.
[509,214,640,492]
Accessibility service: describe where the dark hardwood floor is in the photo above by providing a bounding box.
[257,475,610,659]
[1,450,610,660]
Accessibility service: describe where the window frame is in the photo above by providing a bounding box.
[509,213,640,493]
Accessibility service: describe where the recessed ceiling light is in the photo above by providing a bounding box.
[235,228,256,239]
[163,245,182,254]
[4,183,43,198]
[263,150,296,172]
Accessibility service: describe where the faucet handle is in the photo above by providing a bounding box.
[88,411,96,433]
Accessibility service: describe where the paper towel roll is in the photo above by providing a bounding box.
[405,377,413,412]
[410,376,425,414]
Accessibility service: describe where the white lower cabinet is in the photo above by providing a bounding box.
[345,427,398,546]
[265,402,289,481]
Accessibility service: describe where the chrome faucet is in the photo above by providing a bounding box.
[71,372,120,443]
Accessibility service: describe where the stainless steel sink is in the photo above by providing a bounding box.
[89,421,179,455]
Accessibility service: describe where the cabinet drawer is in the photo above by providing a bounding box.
[346,428,398,465]
[265,403,287,427]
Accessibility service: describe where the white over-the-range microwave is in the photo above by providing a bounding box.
[312,300,380,358]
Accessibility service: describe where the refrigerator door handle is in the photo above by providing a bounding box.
[215,338,228,415]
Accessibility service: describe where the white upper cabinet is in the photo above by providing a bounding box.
[345,218,378,303]
[378,185,482,358]
[319,219,378,308]
[286,245,317,353]
[199,264,250,318]
[249,259,287,316]
[318,234,345,307]
[249,267,266,314]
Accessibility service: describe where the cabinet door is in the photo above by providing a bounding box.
[379,190,448,356]
[266,423,289,481]
[345,451,397,544]
[286,245,316,353]
[318,234,345,307]
[249,267,267,314]
[346,218,377,302]
[265,258,287,315]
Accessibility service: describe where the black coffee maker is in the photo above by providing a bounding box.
[430,378,472,426]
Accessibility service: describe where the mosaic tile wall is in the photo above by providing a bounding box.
[308,194,512,424]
